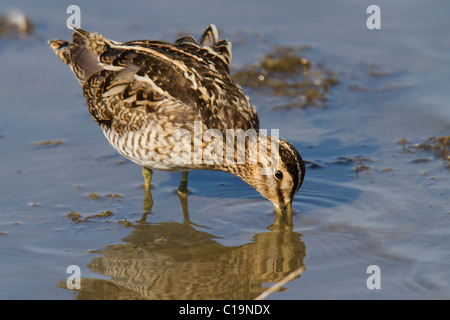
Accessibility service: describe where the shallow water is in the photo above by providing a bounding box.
[0,0,449,299]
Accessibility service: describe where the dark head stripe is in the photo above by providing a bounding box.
[279,140,305,201]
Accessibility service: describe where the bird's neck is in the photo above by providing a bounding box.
[195,131,280,185]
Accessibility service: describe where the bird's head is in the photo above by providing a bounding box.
[236,137,305,215]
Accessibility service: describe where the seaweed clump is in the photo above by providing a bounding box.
[399,136,450,168]
[412,136,450,162]
[232,46,339,110]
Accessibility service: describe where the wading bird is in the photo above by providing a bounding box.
[49,25,305,215]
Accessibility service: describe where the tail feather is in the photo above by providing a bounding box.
[199,24,219,48]
[70,27,117,55]
[213,39,232,66]
[175,35,197,46]
[48,39,71,64]
[68,42,103,82]
[49,28,115,84]
[199,24,232,67]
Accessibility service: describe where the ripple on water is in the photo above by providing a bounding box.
[294,176,361,214]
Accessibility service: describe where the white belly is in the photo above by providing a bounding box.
[102,125,195,172]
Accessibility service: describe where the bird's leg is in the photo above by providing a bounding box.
[141,167,154,221]
[177,172,190,221]
[140,189,154,222]
[142,166,153,191]
[177,171,189,195]
[178,187,190,222]
[177,172,208,228]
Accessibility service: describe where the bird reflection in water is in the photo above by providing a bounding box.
[69,186,306,300]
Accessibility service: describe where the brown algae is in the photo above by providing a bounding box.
[232,46,338,110]
[403,136,450,163]
[67,210,112,223]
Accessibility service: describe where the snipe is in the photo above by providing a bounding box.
[49,25,305,215]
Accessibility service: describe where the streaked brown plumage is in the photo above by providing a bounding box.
[49,25,305,214]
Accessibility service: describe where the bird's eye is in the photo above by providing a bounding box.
[274,170,283,180]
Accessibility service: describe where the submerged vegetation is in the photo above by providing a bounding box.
[232,46,339,110]
[32,140,63,148]
[67,210,112,223]
[413,136,450,162]
[400,136,450,168]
